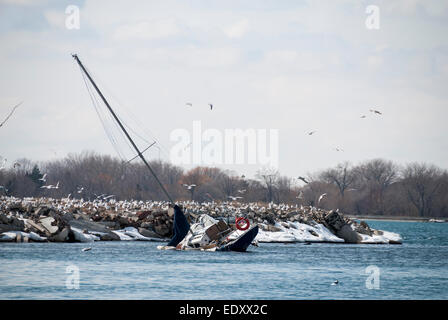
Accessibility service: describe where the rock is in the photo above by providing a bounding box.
[25,219,47,235]
[136,210,152,220]
[0,213,9,224]
[336,224,362,244]
[10,216,25,230]
[154,224,171,237]
[35,206,50,216]
[261,224,282,232]
[40,217,59,235]
[0,223,22,233]
[69,219,111,234]
[138,227,163,238]
[325,210,346,231]
[99,232,121,241]
[373,229,384,236]
[308,230,319,237]
[60,212,74,223]
[50,227,71,242]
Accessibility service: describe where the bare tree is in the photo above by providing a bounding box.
[354,159,398,215]
[256,167,279,203]
[401,163,445,217]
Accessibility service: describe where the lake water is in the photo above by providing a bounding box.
[0,220,447,299]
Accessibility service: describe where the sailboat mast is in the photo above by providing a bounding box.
[72,54,174,204]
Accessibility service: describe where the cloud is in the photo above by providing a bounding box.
[222,19,249,39]
[113,18,181,40]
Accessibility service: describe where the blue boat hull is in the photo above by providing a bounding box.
[217,225,259,252]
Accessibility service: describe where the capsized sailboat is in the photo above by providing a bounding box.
[73,54,258,252]
[158,205,259,252]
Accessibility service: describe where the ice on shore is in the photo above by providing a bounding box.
[358,229,402,244]
[0,231,47,242]
[255,222,344,243]
[231,221,402,244]
[112,227,162,241]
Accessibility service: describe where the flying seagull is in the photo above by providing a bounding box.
[39,173,47,183]
[296,191,304,199]
[185,102,192,107]
[360,115,366,118]
[369,109,382,115]
[318,193,327,204]
[228,196,243,201]
[331,280,339,286]
[237,189,246,194]
[13,162,21,168]
[82,247,92,252]
[335,147,344,152]
[41,181,59,189]
[307,131,316,135]
[298,176,309,184]
[208,103,213,110]
[183,184,196,190]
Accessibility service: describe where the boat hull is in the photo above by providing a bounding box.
[217,225,259,252]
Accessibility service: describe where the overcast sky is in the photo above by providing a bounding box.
[1,0,447,178]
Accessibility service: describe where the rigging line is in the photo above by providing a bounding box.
[80,66,127,161]
[82,61,170,156]
[80,63,154,157]
[125,141,156,165]
[0,101,23,128]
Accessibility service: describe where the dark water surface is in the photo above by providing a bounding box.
[0,220,447,299]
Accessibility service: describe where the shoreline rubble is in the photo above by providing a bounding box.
[0,196,402,244]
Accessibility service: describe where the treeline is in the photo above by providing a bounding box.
[1,151,447,217]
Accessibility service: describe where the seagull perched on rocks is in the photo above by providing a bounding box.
[318,193,327,204]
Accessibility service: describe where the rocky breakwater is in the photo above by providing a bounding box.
[0,197,175,243]
[0,197,402,244]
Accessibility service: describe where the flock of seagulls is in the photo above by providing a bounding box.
[307,107,383,153]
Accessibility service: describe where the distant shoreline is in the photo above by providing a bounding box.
[346,215,446,222]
